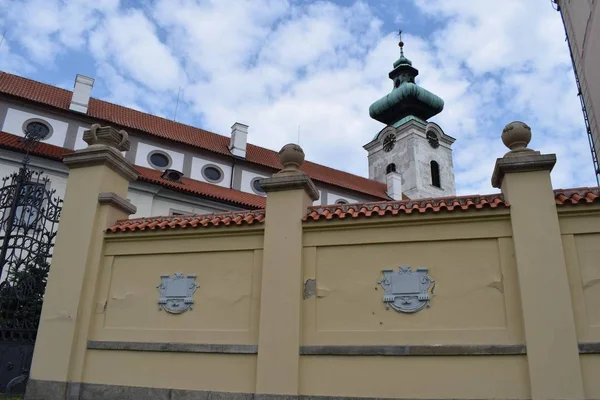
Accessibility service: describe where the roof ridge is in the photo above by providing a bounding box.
[309,192,506,210]
[116,208,265,224]
[107,208,266,233]
[305,193,509,222]
[0,70,73,96]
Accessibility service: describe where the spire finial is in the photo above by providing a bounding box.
[398,29,404,57]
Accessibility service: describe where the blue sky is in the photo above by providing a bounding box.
[0,0,595,194]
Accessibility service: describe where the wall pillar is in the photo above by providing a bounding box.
[26,125,138,399]
[492,121,584,400]
[255,144,319,399]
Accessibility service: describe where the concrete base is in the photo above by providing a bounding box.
[25,380,254,400]
[26,379,529,400]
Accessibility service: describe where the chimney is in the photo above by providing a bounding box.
[230,122,248,158]
[386,171,403,200]
[69,74,95,113]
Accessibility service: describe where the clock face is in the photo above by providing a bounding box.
[426,131,439,148]
[383,134,396,152]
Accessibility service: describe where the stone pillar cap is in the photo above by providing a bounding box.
[259,143,319,201]
[501,121,535,157]
[491,121,556,188]
[83,123,130,151]
[63,124,138,182]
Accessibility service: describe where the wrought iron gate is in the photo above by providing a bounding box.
[0,130,62,395]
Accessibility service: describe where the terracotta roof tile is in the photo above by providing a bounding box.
[135,165,265,208]
[554,187,600,205]
[107,209,265,233]
[0,71,389,200]
[304,194,509,222]
[0,131,265,209]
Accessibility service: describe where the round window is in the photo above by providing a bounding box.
[202,165,223,182]
[24,121,51,140]
[148,152,171,169]
[251,178,264,194]
[335,199,348,205]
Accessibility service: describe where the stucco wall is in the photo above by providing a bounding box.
[301,214,522,346]
[89,230,264,345]
[299,355,530,399]
[58,208,535,399]
[560,211,600,344]
[27,169,600,399]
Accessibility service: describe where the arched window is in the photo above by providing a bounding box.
[386,163,397,174]
[430,161,441,188]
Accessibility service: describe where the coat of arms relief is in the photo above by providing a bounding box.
[157,273,199,314]
[378,266,435,313]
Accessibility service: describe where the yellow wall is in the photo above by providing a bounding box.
[299,356,530,399]
[561,210,600,343]
[30,189,600,399]
[89,228,264,345]
[83,351,257,393]
[302,212,524,346]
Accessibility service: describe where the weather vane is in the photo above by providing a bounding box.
[398,29,405,57]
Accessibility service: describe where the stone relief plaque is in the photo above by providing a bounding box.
[157,273,199,314]
[378,266,435,313]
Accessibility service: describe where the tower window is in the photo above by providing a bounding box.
[386,163,397,174]
[430,161,441,188]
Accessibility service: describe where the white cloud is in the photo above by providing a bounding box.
[89,8,185,92]
[1,0,119,64]
[412,0,594,193]
[1,0,595,196]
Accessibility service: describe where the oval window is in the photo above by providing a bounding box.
[149,152,170,168]
[24,121,51,140]
[251,178,264,194]
[202,166,223,182]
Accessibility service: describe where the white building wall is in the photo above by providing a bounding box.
[135,142,184,172]
[190,157,232,188]
[325,191,357,205]
[74,126,90,150]
[240,169,268,195]
[0,155,238,223]
[2,108,69,148]
[126,189,154,219]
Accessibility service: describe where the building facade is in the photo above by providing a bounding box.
[556,0,600,181]
[0,73,390,220]
[0,41,455,222]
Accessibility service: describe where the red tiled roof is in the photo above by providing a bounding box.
[0,131,265,209]
[104,187,600,233]
[135,165,265,208]
[0,71,390,200]
[555,187,600,205]
[304,194,509,222]
[107,209,265,233]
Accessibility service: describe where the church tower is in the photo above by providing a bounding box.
[364,33,455,199]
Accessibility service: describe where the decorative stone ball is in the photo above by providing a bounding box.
[278,143,305,170]
[501,121,532,151]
